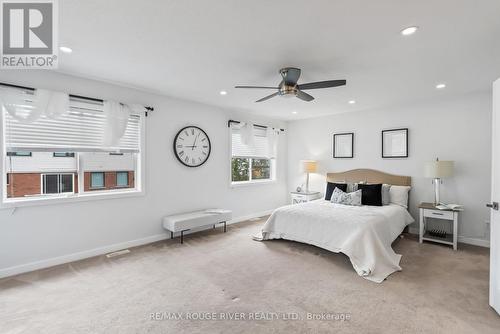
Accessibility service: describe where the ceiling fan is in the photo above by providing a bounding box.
[235,67,346,102]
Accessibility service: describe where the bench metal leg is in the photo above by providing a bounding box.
[223,221,226,233]
[179,229,190,244]
[170,232,173,239]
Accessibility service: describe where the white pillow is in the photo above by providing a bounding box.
[389,185,411,208]
[382,184,391,205]
[330,187,362,206]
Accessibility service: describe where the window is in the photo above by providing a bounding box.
[42,174,74,194]
[7,151,32,157]
[90,172,105,189]
[116,172,129,187]
[230,124,278,184]
[53,152,75,157]
[1,86,144,206]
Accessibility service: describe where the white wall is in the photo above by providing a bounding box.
[80,152,135,171]
[0,71,288,276]
[288,92,492,245]
[6,152,77,173]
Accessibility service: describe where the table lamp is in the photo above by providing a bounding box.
[301,160,317,193]
[424,158,454,205]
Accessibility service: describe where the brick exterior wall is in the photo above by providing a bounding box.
[6,171,133,198]
[6,173,79,198]
[83,171,135,192]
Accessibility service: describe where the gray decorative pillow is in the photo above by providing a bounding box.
[382,184,391,205]
[330,187,362,206]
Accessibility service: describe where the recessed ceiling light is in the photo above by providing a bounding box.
[348,100,356,104]
[291,111,298,114]
[219,90,227,95]
[401,26,418,36]
[436,83,446,89]
[59,46,73,54]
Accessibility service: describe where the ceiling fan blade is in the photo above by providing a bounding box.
[256,92,280,102]
[280,67,301,85]
[298,80,346,90]
[296,90,314,102]
[235,85,278,89]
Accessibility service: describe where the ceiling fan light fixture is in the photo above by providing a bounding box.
[436,83,446,89]
[401,26,418,36]
[348,100,356,104]
[219,90,227,95]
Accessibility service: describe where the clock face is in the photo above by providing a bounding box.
[173,126,211,167]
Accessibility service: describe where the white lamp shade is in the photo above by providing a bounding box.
[424,160,454,178]
[301,160,318,173]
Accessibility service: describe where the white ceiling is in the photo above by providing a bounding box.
[57,0,500,120]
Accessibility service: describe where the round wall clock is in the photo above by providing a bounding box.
[173,126,211,167]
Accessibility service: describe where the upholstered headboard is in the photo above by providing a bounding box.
[326,169,411,186]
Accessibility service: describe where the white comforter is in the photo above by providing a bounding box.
[258,200,414,283]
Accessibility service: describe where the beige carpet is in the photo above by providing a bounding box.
[1,217,498,334]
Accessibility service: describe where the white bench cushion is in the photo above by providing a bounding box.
[163,209,232,232]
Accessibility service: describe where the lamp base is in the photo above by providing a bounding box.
[433,178,441,205]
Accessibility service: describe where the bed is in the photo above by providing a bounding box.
[255,169,414,283]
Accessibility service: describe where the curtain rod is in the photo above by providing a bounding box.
[227,119,285,132]
[0,82,154,116]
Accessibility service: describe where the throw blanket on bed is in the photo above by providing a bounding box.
[255,200,414,283]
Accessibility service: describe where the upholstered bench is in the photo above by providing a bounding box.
[162,209,232,243]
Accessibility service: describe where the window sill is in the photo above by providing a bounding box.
[1,188,144,209]
[230,179,276,188]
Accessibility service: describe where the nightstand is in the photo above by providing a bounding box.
[290,191,321,204]
[419,202,460,250]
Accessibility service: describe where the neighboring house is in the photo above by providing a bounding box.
[5,152,135,198]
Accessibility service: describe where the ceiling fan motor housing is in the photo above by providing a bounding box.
[279,67,301,97]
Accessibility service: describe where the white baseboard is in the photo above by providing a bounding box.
[0,210,274,279]
[228,209,273,224]
[457,236,490,248]
[408,227,489,248]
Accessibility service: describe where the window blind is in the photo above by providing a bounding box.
[231,127,271,158]
[2,91,141,153]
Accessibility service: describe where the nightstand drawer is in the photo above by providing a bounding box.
[423,210,454,220]
[293,194,307,200]
[290,192,321,204]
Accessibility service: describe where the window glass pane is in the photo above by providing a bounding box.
[4,152,78,199]
[44,175,59,194]
[116,172,129,187]
[231,158,249,182]
[252,159,271,180]
[60,174,73,193]
[91,173,105,188]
